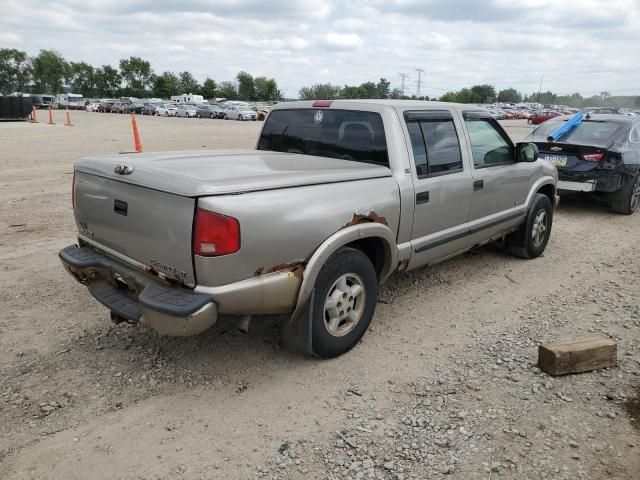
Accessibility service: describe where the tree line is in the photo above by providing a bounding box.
[0,48,282,101]
[300,80,640,108]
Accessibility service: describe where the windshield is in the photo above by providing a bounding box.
[258,109,389,167]
[537,120,623,144]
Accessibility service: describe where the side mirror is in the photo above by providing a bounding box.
[516,142,539,162]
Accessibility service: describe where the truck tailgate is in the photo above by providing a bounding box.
[74,171,196,286]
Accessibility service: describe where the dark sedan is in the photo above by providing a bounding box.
[526,114,640,214]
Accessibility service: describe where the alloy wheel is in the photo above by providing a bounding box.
[323,273,366,337]
[531,209,548,248]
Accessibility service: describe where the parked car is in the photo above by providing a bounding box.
[98,101,115,113]
[196,104,225,119]
[85,102,101,112]
[109,102,128,114]
[224,104,258,121]
[156,104,178,117]
[176,104,197,118]
[528,111,562,125]
[526,114,640,214]
[59,100,557,358]
[125,103,146,114]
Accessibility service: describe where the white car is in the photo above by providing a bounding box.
[85,102,100,112]
[223,104,258,121]
[156,104,178,117]
[176,104,197,118]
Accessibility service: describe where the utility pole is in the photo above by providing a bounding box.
[415,68,425,99]
[397,73,408,97]
[537,74,544,106]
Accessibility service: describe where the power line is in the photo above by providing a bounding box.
[415,68,425,98]
[396,72,408,96]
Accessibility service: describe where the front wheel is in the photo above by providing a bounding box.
[223,114,228,120]
[506,193,553,259]
[527,118,534,125]
[309,247,378,358]
[210,113,214,119]
[610,172,640,215]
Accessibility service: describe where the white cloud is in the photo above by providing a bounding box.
[0,32,22,45]
[324,32,363,50]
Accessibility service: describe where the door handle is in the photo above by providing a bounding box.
[416,191,430,204]
[473,180,484,191]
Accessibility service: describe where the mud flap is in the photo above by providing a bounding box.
[281,292,315,357]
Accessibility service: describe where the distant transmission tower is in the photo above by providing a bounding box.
[397,73,409,97]
[415,68,425,98]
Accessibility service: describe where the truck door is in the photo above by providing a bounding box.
[404,110,473,268]
[462,112,534,222]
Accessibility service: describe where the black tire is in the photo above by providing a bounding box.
[197,113,201,118]
[210,113,214,119]
[223,114,228,120]
[527,118,533,125]
[309,247,378,358]
[610,172,640,215]
[506,193,553,259]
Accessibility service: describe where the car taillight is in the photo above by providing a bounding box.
[579,152,604,162]
[72,171,76,209]
[312,100,332,108]
[193,208,240,256]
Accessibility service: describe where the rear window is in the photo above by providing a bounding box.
[258,109,389,167]
[537,120,623,144]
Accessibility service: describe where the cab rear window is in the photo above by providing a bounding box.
[257,109,389,167]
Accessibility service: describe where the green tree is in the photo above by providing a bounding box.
[218,81,238,100]
[200,77,217,99]
[153,71,179,98]
[177,71,200,94]
[94,65,121,97]
[439,91,458,102]
[236,71,255,100]
[376,78,391,98]
[299,83,341,100]
[497,87,522,103]
[0,48,31,93]
[67,61,96,96]
[340,85,360,99]
[254,76,281,101]
[469,84,496,103]
[358,82,378,98]
[119,56,154,97]
[31,49,68,93]
[390,87,404,99]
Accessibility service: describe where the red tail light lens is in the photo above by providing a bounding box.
[193,208,240,256]
[312,100,332,108]
[579,152,604,162]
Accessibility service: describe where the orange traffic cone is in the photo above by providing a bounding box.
[47,106,55,125]
[65,108,73,126]
[30,106,38,123]
[131,113,143,153]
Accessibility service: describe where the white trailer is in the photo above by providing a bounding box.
[54,93,85,109]
[170,93,204,104]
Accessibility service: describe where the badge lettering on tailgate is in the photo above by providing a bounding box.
[149,259,187,280]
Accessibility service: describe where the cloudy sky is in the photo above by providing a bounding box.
[1,0,639,98]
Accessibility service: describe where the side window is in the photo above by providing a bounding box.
[407,119,463,178]
[464,118,513,167]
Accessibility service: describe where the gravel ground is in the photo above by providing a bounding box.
[0,112,638,479]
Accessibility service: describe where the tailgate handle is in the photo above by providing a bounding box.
[114,199,128,216]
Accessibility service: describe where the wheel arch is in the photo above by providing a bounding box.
[291,223,398,318]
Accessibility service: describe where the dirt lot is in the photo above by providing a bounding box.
[1,112,638,480]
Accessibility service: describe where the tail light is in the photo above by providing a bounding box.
[312,100,332,108]
[193,208,240,256]
[579,152,604,162]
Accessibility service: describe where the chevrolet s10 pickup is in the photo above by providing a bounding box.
[60,100,558,357]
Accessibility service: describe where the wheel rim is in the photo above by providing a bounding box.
[630,176,640,211]
[323,273,366,337]
[531,209,548,248]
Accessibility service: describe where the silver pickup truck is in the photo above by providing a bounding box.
[60,100,558,358]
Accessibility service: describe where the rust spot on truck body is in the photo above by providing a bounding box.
[255,261,306,278]
[343,211,388,228]
[397,259,409,272]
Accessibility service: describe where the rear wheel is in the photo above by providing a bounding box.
[610,172,640,215]
[527,118,534,125]
[309,247,378,358]
[507,193,553,259]
[210,113,214,119]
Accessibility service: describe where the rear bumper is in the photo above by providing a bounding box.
[558,170,624,193]
[59,245,217,336]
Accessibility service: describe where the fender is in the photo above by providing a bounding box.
[525,175,557,209]
[291,222,398,318]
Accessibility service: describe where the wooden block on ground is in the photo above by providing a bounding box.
[538,336,617,376]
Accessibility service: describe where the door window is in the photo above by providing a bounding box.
[406,119,463,177]
[465,118,513,167]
